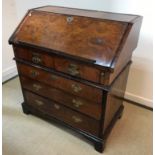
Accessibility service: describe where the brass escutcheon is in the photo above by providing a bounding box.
[66,16,73,23]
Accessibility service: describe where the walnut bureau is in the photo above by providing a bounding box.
[9,6,142,153]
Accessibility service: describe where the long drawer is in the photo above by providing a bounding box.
[24,91,99,136]
[21,76,102,120]
[17,63,102,103]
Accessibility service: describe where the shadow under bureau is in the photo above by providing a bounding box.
[9,6,142,153]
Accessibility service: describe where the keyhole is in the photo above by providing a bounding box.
[67,16,73,23]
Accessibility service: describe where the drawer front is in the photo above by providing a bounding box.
[54,57,101,83]
[14,46,108,85]
[14,46,54,68]
[21,76,101,120]
[24,91,99,135]
[17,63,102,103]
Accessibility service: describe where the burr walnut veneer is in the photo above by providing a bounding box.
[9,6,142,153]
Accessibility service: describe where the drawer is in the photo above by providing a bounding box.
[24,91,99,136]
[14,46,54,68]
[17,63,102,103]
[21,76,102,120]
[14,46,108,85]
[54,56,102,83]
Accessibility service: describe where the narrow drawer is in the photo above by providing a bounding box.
[21,76,102,120]
[24,91,99,136]
[14,46,54,68]
[54,56,101,83]
[17,63,102,103]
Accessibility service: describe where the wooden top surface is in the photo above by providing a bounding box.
[10,6,139,68]
[35,6,138,22]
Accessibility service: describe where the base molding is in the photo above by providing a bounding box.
[125,92,152,108]
[2,65,17,82]
[22,102,124,153]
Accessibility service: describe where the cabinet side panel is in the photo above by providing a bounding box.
[103,63,130,132]
[109,17,142,84]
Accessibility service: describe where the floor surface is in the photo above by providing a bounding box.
[2,77,153,155]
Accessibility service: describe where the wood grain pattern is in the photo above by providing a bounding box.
[14,46,110,84]
[103,63,130,133]
[14,46,54,68]
[9,5,142,153]
[54,56,101,83]
[13,10,128,67]
[24,90,99,135]
[17,63,102,103]
[21,76,102,120]
[34,5,138,22]
[109,17,142,84]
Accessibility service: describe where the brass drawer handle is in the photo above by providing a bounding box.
[32,53,42,64]
[54,104,60,110]
[32,56,42,64]
[35,99,44,106]
[30,70,39,77]
[67,63,80,76]
[71,84,82,93]
[72,99,83,108]
[72,116,82,123]
[33,83,42,91]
